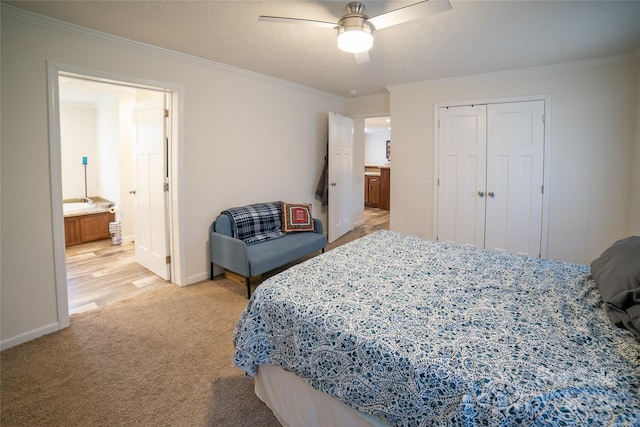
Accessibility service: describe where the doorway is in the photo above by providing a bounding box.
[48,63,181,325]
[59,76,172,314]
[363,115,391,224]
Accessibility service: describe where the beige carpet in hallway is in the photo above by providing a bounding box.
[1,279,280,427]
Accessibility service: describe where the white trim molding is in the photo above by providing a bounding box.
[0,323,60,351]
[387,52,639,92]
[1,3,343,102]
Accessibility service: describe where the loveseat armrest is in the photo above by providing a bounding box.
[211,232,250,278]
[313,218,324,235]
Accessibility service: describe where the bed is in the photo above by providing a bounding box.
[233,230,640,426]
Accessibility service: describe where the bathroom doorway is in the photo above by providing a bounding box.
[51,67,180,316]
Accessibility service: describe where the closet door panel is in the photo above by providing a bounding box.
[485,101,545,257]
[437,105,486,248]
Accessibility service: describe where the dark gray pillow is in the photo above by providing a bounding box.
[590,236,640,337]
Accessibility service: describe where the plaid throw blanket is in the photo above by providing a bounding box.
[222,202,285,246]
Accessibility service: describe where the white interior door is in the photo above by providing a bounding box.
[328,112,354,243]
[437,105,487,248]
[133,93,170,280]
[485,101,545,256]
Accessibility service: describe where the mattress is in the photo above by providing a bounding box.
[255,363,390,427]
[233,230,640,426]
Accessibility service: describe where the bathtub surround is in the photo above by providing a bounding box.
[63,197,116,247]
[62,197,115,216]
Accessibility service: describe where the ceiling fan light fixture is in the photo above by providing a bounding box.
[337,19,373,53]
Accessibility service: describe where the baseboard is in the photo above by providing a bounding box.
[1,322,61,351]
[186,271,211,285]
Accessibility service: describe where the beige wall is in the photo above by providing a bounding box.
[0,8,348,348]
[633,63,640,234]
[389,57,639,265]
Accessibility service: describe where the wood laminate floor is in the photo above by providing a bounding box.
[327,206,390,250]
[66,240,170,315]
[66,207,389,314]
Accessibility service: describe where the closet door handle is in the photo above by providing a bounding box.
[487,191,495,198]
[477,191,485,198]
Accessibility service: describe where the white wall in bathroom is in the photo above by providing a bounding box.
[118,93,136,242]
[364,131,390,165]
[96,94,121,205]
[60,103,98,200]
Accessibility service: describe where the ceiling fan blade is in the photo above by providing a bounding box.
[366,0,452,31]
[354,51,370,64]
[259,15,339,30]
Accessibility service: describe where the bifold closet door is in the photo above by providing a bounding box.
[437,105,487,249]
[484,101,544,257]
[437,101,544,257]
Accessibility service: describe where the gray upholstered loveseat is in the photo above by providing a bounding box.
[210,202,327,298]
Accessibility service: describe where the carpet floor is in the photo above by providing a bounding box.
[1,278,280,427]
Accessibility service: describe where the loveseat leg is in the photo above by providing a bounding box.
[211,263,215,280]
[246,278,251,299]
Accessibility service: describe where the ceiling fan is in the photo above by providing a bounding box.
[259,1,452,64]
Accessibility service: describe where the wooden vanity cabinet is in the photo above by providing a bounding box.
[364,166,390,210]
[379,167,390,210]
[365,175,381,208]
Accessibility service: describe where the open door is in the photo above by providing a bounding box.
[328,112,354,243]
[133,93,170,280]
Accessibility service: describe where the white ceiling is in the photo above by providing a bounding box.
[8,1,640,98]
[365,116,391,133]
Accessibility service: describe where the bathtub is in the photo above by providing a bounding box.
[63,198,116,246]
[63,198,115,216]
[63,202,97,215]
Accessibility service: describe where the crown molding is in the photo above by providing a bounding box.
[0,3,344,101]
[387,52,640,92]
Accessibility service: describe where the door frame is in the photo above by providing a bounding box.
[46,61,185,329]
[433,94,552,258]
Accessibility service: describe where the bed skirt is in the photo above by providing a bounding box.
[255,364,390,427]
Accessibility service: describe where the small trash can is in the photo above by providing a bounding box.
[109,221,122,245]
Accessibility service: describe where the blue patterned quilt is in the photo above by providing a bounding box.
[233,231,640,426]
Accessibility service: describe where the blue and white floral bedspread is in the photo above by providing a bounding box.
[233,230,640,426]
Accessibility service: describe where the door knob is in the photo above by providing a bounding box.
[477,191,485,197]
[330,182,337,187]
[487,191,495,198]
[129,190,136,195]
